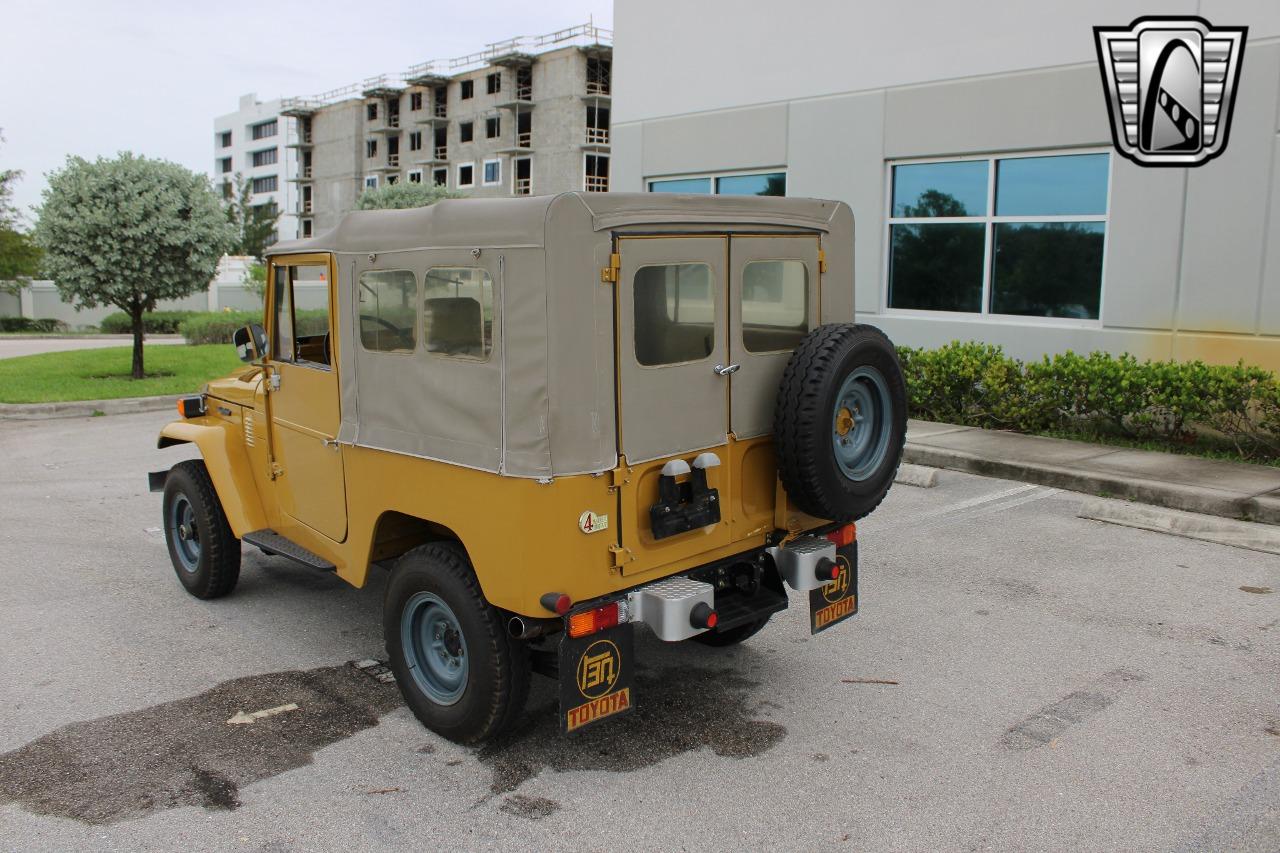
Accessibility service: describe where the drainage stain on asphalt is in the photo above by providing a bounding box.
[0,663,401,824]
[500,794,561,820]
[1001,668,1146,750]
[477,665,786,796]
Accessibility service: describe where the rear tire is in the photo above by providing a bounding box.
[691,616,771,647]
[162,460,241,599]
[774,323,907,521]
[384,542,530,744]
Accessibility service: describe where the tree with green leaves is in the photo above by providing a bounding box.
[224,173,280,259]
[355,181,455,210]
[0,129,41,294]
[34,153,233,378]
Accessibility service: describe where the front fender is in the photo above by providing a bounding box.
[158,419,268,537]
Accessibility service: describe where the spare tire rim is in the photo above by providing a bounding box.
[401,591,469,705]
[169,494,201,573]
[832,365,892,481]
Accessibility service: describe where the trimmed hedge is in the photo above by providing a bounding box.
[0,317,69,333]
[180,309,328,345]
[100,310,195,335]
[898,341,1280,463]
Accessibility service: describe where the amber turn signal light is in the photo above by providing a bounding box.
[177,395,206,419]
[826,523,856,548]
[567,602,620,638]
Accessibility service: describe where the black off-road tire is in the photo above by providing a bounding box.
[162,460,242,599]
[774,323,907,522]
[384,542,531,744]
[691,616,771,647]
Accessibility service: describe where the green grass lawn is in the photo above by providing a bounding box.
[0,345,243,403]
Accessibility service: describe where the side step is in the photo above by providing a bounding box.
[241,529,335,572]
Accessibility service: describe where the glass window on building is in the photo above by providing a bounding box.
[648,171,785,196]
[887,152,1109,320]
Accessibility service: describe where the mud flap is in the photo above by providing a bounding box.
[558,623,636,733]
[809,541,858,634]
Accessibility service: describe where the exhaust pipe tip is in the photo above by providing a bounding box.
[508,615,528,638]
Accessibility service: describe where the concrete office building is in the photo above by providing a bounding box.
[213,94,298,243]
[612,1,1280,370]
[280,23,613,238]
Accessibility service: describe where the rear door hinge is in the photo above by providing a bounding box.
[600,252,620,283]
[817,249,828,274]
[608,544,633,569]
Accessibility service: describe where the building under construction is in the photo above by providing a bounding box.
[264,22,612,238]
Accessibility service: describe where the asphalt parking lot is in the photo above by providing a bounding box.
[1,410,1278,851]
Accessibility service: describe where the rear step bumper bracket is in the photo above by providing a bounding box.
[627,576,715,641]
[767,534,837,592]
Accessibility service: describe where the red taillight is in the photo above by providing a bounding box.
[827,523,856,548]
[567,602,620,638]
[540,592,572,615]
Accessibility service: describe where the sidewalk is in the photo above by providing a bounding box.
[0,334,183,359]
[904,420,1280,525]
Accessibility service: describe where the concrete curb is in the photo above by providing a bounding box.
[894,463,939,488]
[1078,498,1280,556]
[903,443,1280,526]
[0,395,179,420]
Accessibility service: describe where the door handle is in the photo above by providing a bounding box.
[713,363,740,376]
[322,438,341,451]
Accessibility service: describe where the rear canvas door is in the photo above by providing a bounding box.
[616,236,729,464]
[727,235,821,439]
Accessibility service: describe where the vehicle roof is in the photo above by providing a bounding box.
[267,192,846,257]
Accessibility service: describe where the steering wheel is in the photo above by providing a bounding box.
[360,314,415,350]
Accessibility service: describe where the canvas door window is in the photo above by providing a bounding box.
[728,237,819,439]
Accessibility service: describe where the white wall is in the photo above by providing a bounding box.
[612,0,1280,369]
[213,93,298,241]
[614,0,1280,124]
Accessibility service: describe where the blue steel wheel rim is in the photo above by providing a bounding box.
[400,591,469,706]
[832,365,893,481]
[170,494,201,573]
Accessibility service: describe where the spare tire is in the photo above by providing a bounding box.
[774,323,907,521]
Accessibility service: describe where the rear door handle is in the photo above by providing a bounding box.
[713,363,740,376]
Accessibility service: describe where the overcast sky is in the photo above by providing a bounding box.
[0,0,613,222]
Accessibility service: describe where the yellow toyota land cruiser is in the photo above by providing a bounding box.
[151,193,906,743]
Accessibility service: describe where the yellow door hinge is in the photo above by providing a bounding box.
[817,249,828,274]
[600,252,620,283]
[608,544,634,568]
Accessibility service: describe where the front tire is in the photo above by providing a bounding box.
[162,460,241,599]
[384,542,530,744]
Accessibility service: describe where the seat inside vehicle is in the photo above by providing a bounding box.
[425,297,484,358]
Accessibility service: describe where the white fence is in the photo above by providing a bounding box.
[0,256,310,329]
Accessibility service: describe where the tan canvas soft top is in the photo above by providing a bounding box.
[266,193,854,479]
[268,192,844,256]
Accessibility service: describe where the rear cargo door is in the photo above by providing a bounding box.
[615,236,729,464]
[727,235,821,439]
